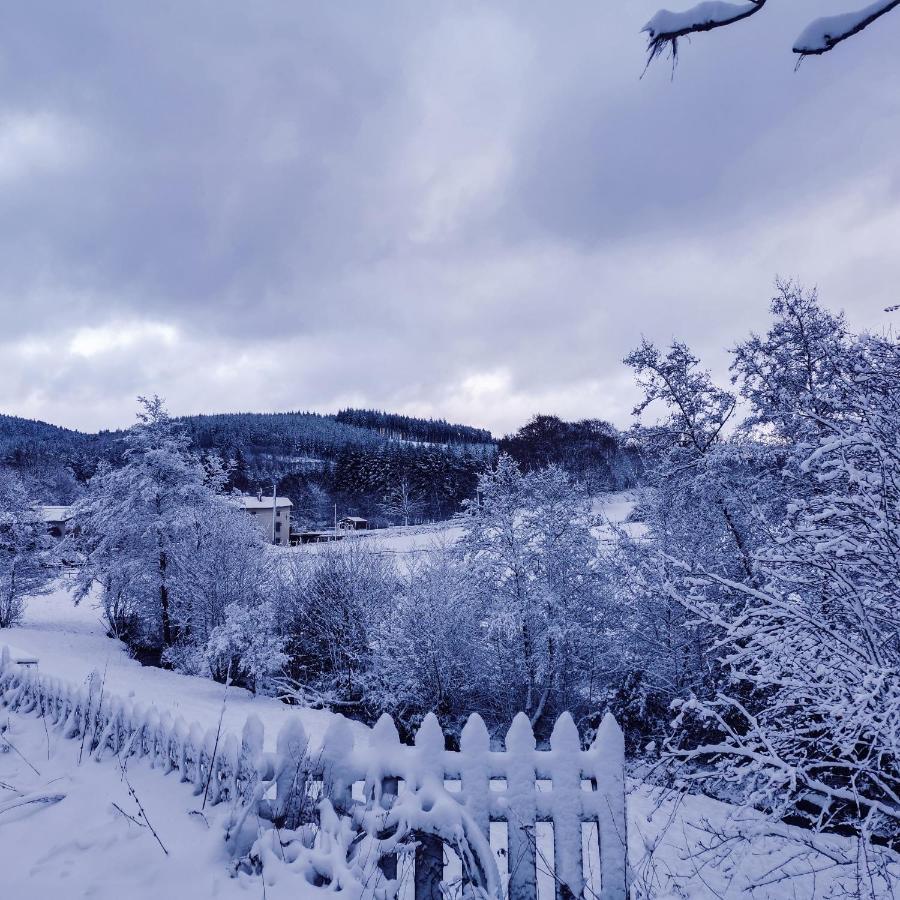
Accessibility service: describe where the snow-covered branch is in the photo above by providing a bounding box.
[642,0,900,64]
[793,1,900,56]
[643,1,768,63]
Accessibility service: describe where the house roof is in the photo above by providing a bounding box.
[341,516,368,522]
[238,495,292,510]
[38,505,74,523]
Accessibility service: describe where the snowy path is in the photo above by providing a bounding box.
[3,582,363,751]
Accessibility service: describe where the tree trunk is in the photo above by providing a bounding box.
[159,550,172,646]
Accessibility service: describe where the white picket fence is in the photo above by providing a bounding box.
[0,646,627,899]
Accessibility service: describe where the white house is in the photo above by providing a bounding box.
[239,493,292,545]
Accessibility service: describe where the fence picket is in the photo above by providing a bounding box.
[549,713,584,900]
[414,713,446,900]
[505,712,538,900]
[591,713,628,900]
[369,714,401,882]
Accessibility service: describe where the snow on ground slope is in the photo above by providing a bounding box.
[0,710,289,900]
[3,581,363,751]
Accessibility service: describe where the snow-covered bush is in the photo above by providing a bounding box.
[368,540,490,737]
[278,542,398,713]
[0,467,54,628]
[206,600,287,694]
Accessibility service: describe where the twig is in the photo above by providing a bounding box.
[42,709,51,761]
[0,779,23,795]
[116,754,169,856]
[202,666,231,811]
[112,801,146,828]
[0,793,66,816]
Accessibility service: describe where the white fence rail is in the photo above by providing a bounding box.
[0,646,627,899]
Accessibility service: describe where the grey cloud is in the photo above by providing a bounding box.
[1,0,899,434]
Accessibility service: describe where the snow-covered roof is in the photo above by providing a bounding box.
[38,505,74,523]
[341,516,368,522]
[238,495,292,510]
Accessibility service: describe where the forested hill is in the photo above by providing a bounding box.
[334,409,492,445]
[1,408,639,527]
[180,408,493,458]
[0,408,498,526]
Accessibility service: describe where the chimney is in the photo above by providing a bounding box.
[257,489,263,502]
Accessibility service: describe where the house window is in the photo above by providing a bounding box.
[275,521,282,532]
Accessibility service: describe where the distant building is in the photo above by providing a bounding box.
[239,493,293,545]
[294,530,345,545]
[38,505,74,539]
[339,516,368,531]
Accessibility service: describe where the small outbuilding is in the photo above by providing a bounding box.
[339,516,368,531]
[39,506,74,539]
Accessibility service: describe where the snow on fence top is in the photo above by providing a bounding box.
[0,645,627,900]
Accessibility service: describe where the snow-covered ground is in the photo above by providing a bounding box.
[0,710,263,900]
[289,490,645,563]
[2,581,364,751]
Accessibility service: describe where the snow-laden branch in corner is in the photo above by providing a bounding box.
[793,0,900,56]
[642,0,899,64]
[642,1,768,63]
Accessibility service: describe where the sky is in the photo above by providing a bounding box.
[1,1,899,437]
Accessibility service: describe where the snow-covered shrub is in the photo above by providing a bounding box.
[206,600,287,694]
[279,542,398,712]
[0,467,54,628]
[368,539,488,737]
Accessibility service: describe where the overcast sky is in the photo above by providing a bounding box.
[2,1,899,436]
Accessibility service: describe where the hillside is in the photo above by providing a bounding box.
[0,407,498,525]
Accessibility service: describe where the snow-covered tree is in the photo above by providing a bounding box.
[458,456,602,731]
[0,468,54,628]
[643,1,900,64]
[624,338,761,583]
[380,472,425,526]
[173,505,271,661]
[71,396,230,654]
[666,332,900,840]
[731,280,850,444]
